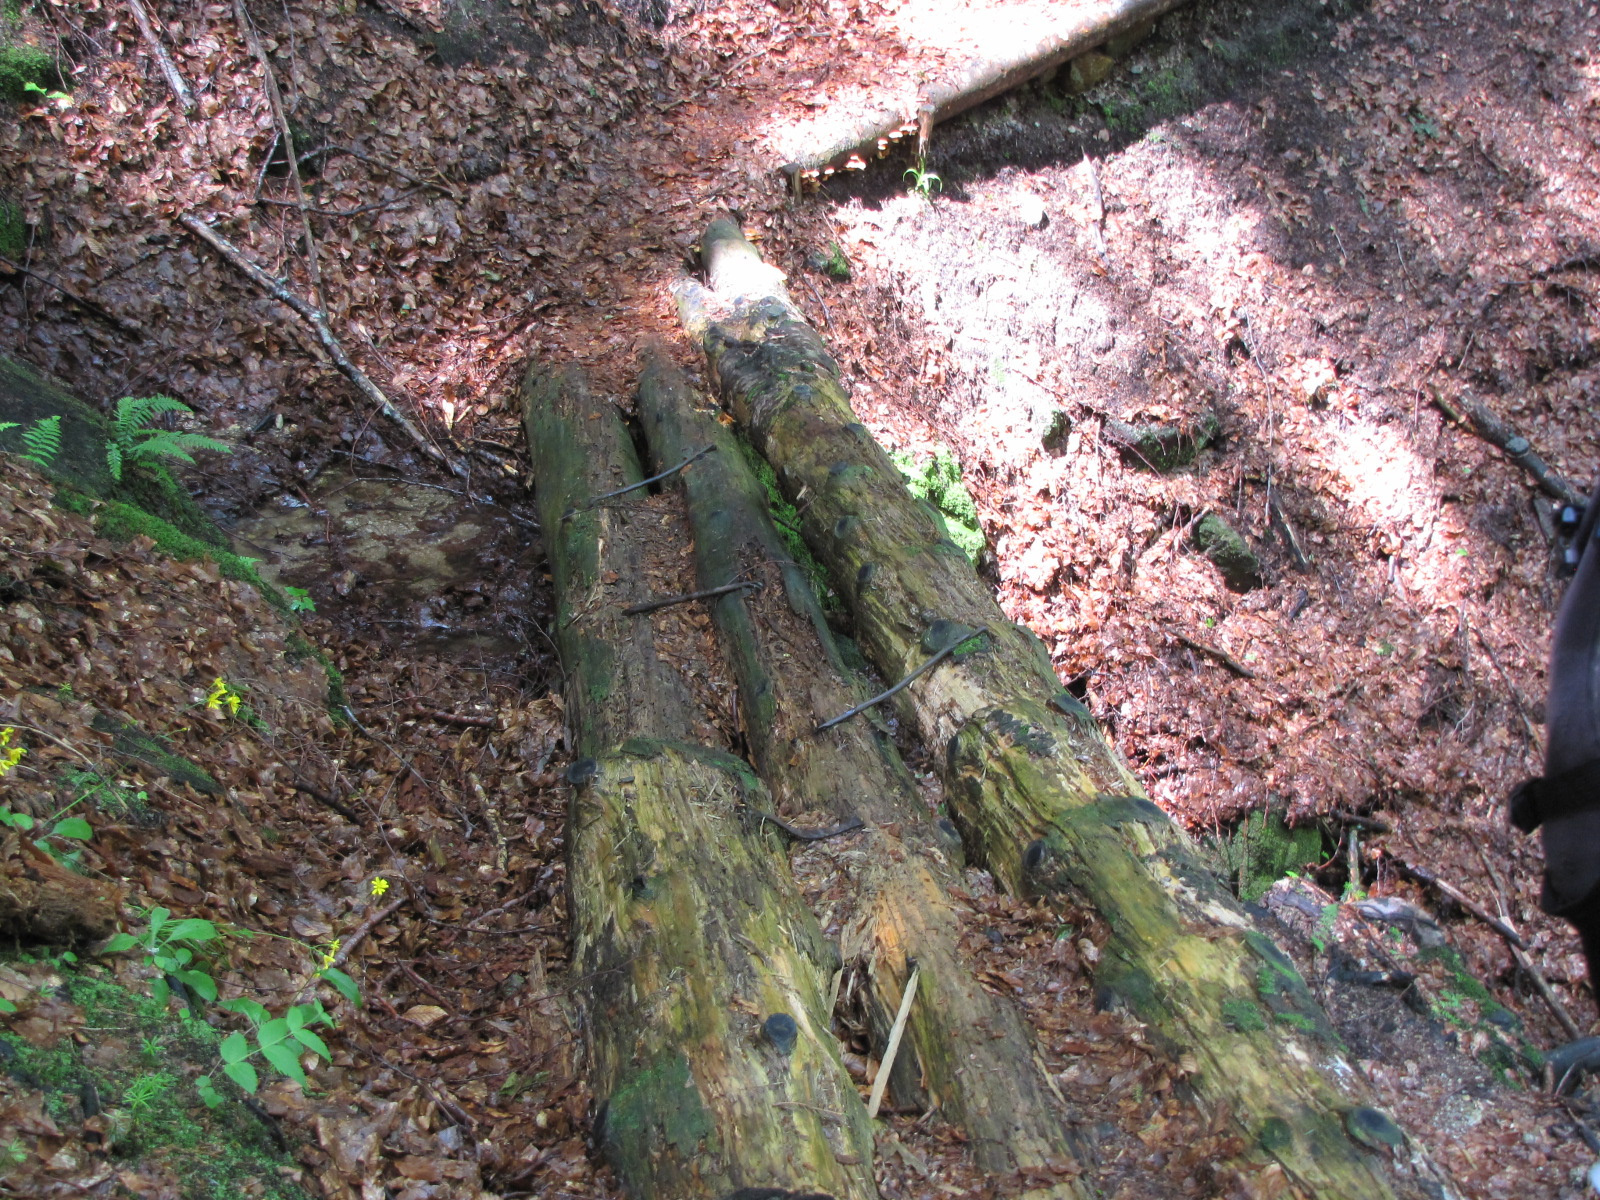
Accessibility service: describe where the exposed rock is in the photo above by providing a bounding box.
[1191,513,1262,591]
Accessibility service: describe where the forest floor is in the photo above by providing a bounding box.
[2,0,1599,1196]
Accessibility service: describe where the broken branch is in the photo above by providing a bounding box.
[177,213,463,477]
[562,443,715,519]
[815,628,990,733]
[125,0,195,113]
[0,253,143,335]
[1172,631,1258,680]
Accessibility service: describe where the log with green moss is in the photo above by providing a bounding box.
[635,348,1086,1197]
[522,362,877,1200]
[674,220,1457,1200]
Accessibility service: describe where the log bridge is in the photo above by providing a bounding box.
[521,217,1461,1199]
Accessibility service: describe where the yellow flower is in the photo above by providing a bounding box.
[370,877,390,898]
[319,938,341,969]
[205,678,241,716]
[0,728,23,776]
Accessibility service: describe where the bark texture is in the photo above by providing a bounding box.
[779,0,1190,182]
[523,363,877,1200]
[675,220,1458,1200]
[635,350,1087,1196]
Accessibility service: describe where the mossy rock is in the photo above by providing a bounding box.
[0,41,58,104]
[1103,413,1218,472]
[1203,809,1322,902]
[1191,513,1261,592]
[806,242,851,281]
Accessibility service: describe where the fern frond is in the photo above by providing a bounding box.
[0,422,18,435]
[112,395,191,445]
[126,430,231,469]
[106,440,124,481]
[19,415,61,467]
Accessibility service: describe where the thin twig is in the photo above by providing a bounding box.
[407,708,498,729]
[816,628,990,733]
[623,580,759,616]
[801,275,833,332]
[234,0,323,307]
[562,445,715,519]
[300,144,462,200]
[747,809,864,842]
[1393,859,1526,949]
[467,770,507,873]
[1433,388,1585,507]
[329,891,410,969]
[257,187,422,218]
[1172,632,1258,680]
[1474,627,1543,755]
[291,775,361,823]
[867,962,920,1120]
[177,213,463,477]
[1468,835,1582,1041]
[0,253,142,335]
[125,0,194,112]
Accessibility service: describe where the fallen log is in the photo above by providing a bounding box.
[675,218,1457,1200]
[779,0,1188,190]
[635,349,1087,1195]
[523,362,877,1200]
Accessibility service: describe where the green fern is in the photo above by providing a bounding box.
[15,414,61,468]
[106,395,229,480]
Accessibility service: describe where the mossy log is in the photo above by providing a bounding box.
[675,221,1457,1200]
[522,363,877,1200]
[635,349,1086,1196]
[779,0,1189,186]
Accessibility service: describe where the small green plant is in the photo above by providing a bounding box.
[105,906,361,1108]
[62,767,149,820]
[124,1070,177,1115]
[283,586,315,613]
[903,156,942,199]
[106,395,230,481]
[0,43,56,104]
[0,413,61,469]
[890,447,985,561]
[1309,902,1339,954]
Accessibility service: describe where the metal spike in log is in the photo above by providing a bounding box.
[636,349,1088,1196]
[674,218,1460,1200]
[522,362,877,1200]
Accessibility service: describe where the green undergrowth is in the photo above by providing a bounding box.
[0,954,313,1200]
[1415,944,1541,1082]
[0,198,23,259]
[1202,808,1325,902]
[889,447,984,561]
[737,439,841,614]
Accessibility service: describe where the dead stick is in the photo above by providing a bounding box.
[300,145,461,200]
[233,0,323,307]
[1436,388,1585,507]
[125,0,194,112]
[177,213,462,476]
[1468,836,1582,1041]
[467,770,507,873]
[257,188,422,218]
[0,253,142,335]
[329,891,411,969]
[622,580,759,616]
[408,708,498,729]
[816,628,990,733]
[1173,632,1258,680]
[1395,859,1526,949]
[1474,627,1543,755]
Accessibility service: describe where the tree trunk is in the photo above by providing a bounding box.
[778,0,1189,187]
[635,350,1088,1197]
[675,220,1458,1200]
[522,363,878,1200]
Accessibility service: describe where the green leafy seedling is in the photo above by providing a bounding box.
[904,156,942,199]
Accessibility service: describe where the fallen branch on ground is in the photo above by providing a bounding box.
[125,0,194,113]
[177,213,463,477]
[0,253,143,335]
[1432,389,1585,507]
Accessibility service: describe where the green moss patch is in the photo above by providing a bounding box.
[0,42,57,104]
[0,956,313,1200]
[890,446,985,561]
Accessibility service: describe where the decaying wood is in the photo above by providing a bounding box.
[524,362,877,1200]
[636,350,1089,1195]
[780,0,1188,186]
[125,0,195,113]
[177,214,462,478]
[677,216,1458,1200]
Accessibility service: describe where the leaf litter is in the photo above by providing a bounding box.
[1,0,1599,1194]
